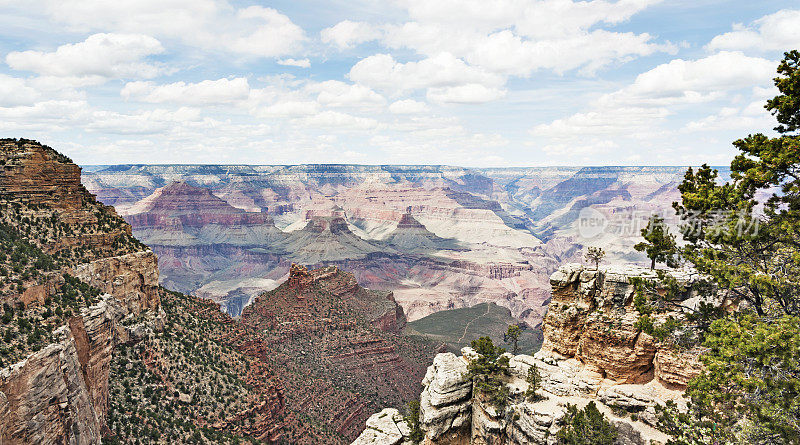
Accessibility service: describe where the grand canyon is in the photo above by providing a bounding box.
[82,164,701,329]
[2,2,798,442]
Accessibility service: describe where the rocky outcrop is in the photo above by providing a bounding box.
[0,296,161,444]
[419,353,472,442]
[542,264,704,388]
[352,409,412,445]
[0,139,162,444]
[72,250,160,314]
[0,139,85,215]
[353,264,707,445]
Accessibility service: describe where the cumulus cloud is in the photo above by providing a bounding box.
[293,110,379,130]
[0,75,42,106]
[380,0,672,75]
[121,78,251,105]
[707,9,800,52]
[427,84,506,104]
[16,0,306,58]
[321,21,381,49]
[388,99,429,114]
[599,51,776,107]
[348,53,503,96]
[6,33,164,81]
[277,58,311,68]
[532,107,670,140]
[337,0,672,105]
[306,80,385,108]
[256,101,320,118]
[530,50,779,156]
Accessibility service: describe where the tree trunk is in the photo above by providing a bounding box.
[650,258,656,269]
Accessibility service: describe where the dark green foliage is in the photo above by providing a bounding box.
[584,246,605,268]
[766,50,800,134]
[660,51,800,443]
[504,324,521,354]
[465,336,510,410]
[556,401,617,445]
[525,364,542,401]
[634,214,678,269]
[404,400,424,443]
[682,315,799,444]
[630,274,719,347]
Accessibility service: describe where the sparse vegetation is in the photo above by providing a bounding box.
[556,401,618,445]
[465,336,510,410]
[584,247,605,268]
[634,214,679,269]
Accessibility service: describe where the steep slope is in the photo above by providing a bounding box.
[0,139,161,444]
[123,181,289,315]
[382,211,464,254]
[239,264,438,442]
[354,264,710,445]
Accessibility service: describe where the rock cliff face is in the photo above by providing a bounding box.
[239,265,437,442]
[542,264,704,387]
[353,264,706,445]
[0,139,161,444]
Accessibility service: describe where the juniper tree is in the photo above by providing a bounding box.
[504,324,521,354]
[584,247,605,268]
[634,214,678,269]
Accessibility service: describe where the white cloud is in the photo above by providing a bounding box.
[17,0,305,58]
[379,0,671,76]
[0,74,41,106]
[228,6,305,57]
[388,99,429,114]
[321,20,380,49]
[293,110,379,130]
[277,58,311,68]
[348,53,503,95]
[121,78,251,105]
[306,80,385,108]
[468,29,674,76]
[256,101,320,118]
[599,51,776,107]
[396,0,661,37]
[532,106,670,140]
[86,107,204,135]
[707,9,800,52]
[6,33,164,81]
[427,84,505,104]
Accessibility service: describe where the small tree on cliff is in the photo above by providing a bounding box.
[557,402,618,445]
[634,214,679,269]
[584,247,605,268]
[465,336,510,410]
[404,400,424,443]
[504,324,521,354]
[525,364,542,401]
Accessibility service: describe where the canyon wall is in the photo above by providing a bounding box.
[0,139,162,444]
[83,164,700,325]
[353,264,708,445]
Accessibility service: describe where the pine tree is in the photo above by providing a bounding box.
[634,214,678,269]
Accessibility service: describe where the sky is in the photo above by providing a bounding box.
[0,1,798,167]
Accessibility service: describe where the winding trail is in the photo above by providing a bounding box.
[457,304,492,344]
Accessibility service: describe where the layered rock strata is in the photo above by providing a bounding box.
[353,264,708,444]
[0,139,162,444]
[0,295,162,444]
